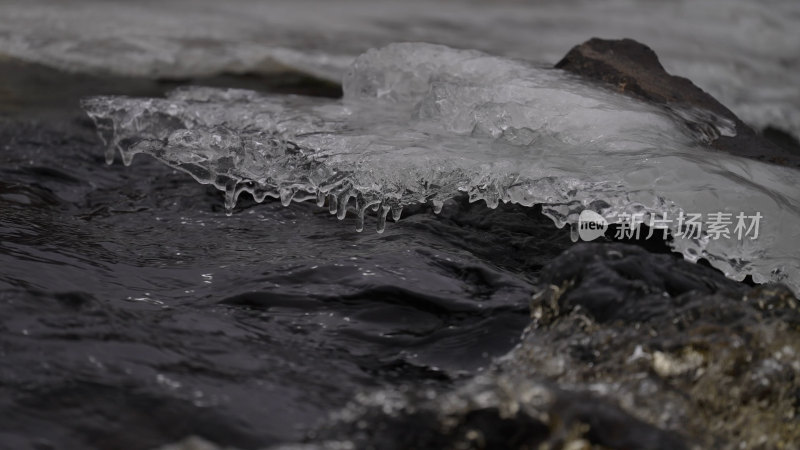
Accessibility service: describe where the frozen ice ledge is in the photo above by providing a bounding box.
[82,43,800,292]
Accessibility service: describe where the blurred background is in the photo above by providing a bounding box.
[2,0,799,137]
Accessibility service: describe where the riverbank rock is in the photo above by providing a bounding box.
[556,38,800,167]
[521,243,800,448]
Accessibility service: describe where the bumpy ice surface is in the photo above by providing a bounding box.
[83,43,800,292]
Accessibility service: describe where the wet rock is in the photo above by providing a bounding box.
[555,38,800,167]
[522,243,800,448]
[268,375,686,450]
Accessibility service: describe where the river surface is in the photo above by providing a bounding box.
[0,90,572,448]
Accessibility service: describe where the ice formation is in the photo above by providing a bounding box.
[83,43,800,292]
[2,0,799,138]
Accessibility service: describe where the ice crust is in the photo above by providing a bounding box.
[3,0,800,139]
[83,43,800,291]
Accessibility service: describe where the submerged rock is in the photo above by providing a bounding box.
[556,38,800,167]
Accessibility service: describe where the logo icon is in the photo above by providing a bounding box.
[578,210,608,241]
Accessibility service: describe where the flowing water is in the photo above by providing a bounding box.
[1,1,799,449]
[1,115,576,449]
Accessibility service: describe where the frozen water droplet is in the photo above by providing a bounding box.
[355,208,365,232]
[280,188,294,206]
[224,180,238,216]
[121,149,134,166]
[391,206,403,222]
[253,189,267,203]
[337,193,351,220]
[377,204,391,234]
[105,147,116,165]
[328,193,337,214]
[569,224,579,243]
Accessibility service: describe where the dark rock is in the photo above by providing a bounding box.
[555,38,800,167]
[533,242,747,323]
[523,242,800,448]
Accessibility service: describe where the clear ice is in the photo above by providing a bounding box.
[83,43,800,292]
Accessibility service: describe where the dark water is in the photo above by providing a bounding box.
[0,61,575,449]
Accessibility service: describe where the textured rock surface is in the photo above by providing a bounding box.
[556,38,800,167]
[518,243,800,448]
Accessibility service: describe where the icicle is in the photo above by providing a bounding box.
[484,196,499,209]
[391,205,403,222]
[569,224,579,242]
[328,193,337,215]
[432,199,443,214]
[120,148,135,166]
[224,180,238,216]
[377,204,391,234]
[253,189,268,203]
[105,146,116,165]
[279,188,295,206]
[337,193,351,220]
[355,207,366,232]
[316,190,326,207]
